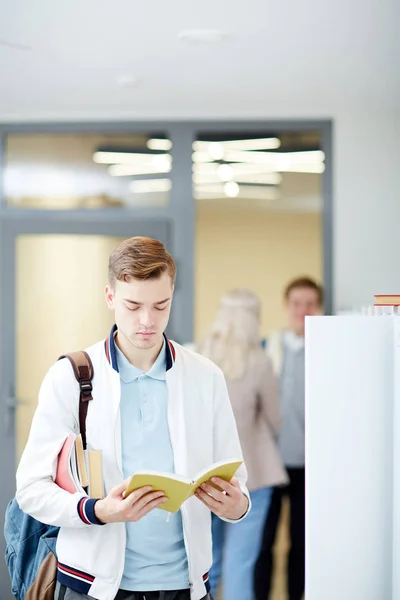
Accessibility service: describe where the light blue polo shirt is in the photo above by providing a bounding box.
[116,340,189,592]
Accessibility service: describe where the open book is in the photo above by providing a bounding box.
[124,458,243,513]
[55,433,104,498]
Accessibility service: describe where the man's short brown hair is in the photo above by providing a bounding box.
[108,237,176,287]
[284,276,324,306]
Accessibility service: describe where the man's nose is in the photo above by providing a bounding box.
[139,310,154,328]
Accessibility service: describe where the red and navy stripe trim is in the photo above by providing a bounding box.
[104,324,175,373]
[77,497,104,526]
[57,563,95,595]
[203,571,210,593]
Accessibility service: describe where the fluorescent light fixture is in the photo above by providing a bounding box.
[208,143,225,161]
[224,181,240,198]
[192,150,325,173]
[147,139,172,151]
[130,179,172,193]
[193,164,282,184]
[193,163,277,175]
[94,151,172,166]
[217,164,234,181]
[109,164,172,177]
[193,138,281,152]
[221,150,325,165]
[192,163,220,174]
[283,163,325,173]
[192,151,214,164]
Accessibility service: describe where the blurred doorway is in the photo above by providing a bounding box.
[0,218,170,600]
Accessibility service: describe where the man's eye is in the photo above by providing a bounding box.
[155,306,167,311]
[127,306,140,311]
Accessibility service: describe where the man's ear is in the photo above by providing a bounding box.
[105,285,115,309]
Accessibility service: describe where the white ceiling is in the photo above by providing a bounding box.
[0,0,398,121]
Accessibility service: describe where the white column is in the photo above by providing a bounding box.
[305,315,394,600]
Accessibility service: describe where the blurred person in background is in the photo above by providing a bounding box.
[198,289,287,600]
[254,277,323,600]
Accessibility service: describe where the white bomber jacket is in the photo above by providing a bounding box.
[16,326,250,600]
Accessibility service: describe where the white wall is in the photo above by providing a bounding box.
[333,111,400,311]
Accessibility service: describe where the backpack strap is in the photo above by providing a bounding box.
[58,351,94,451]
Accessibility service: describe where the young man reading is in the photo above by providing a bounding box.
[255,277,323,600]
[16,237,249,600]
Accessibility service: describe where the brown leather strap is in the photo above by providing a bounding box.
[58,351,94,450]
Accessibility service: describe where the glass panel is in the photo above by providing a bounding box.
[15,234,123,460]
[5,133,172,209]
[193,130,324,207]
[194,130,323,340]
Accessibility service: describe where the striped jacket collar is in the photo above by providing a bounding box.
[104,324,175,373]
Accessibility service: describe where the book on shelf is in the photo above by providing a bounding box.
[124,458,243,513]
[374,294,400,306]
[55,433,104,499]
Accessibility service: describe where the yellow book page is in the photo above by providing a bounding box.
[75,434,88,488]
[190,460,243,496]
[87,450,104,499]
[125,473,192,513]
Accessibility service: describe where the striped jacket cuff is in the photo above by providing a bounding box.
[77,497,104,525]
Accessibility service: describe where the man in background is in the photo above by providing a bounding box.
[255,277,323,600]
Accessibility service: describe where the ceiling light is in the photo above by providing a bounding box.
[193,163,283,178]
[223,137,281,151]
[192,151,214,164]
[153,155,172,171]
[147,138,172,151]
[178,29,230,43]
[192,149,325,174]
[208,143,224,161]
[193,173,219,184]
[130,179,172,193]
[193,138,281,152]
[109,164,172,177]
[193,163,276,175]
[281,163,325,174]
[217,164,234,181]
[224,181,240,198]
[94,151,172,166]
[222,150,325,165]
[95,151,172,168]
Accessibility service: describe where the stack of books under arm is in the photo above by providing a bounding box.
[55,433,104,498]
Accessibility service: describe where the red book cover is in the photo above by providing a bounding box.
[55,433,83,494]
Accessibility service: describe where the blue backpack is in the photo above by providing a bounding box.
[4,351,94,600]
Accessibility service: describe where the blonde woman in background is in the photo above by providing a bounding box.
[198,289,288,600]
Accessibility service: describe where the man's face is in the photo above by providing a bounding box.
[105,273,174,350]
[285,286,321,335]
